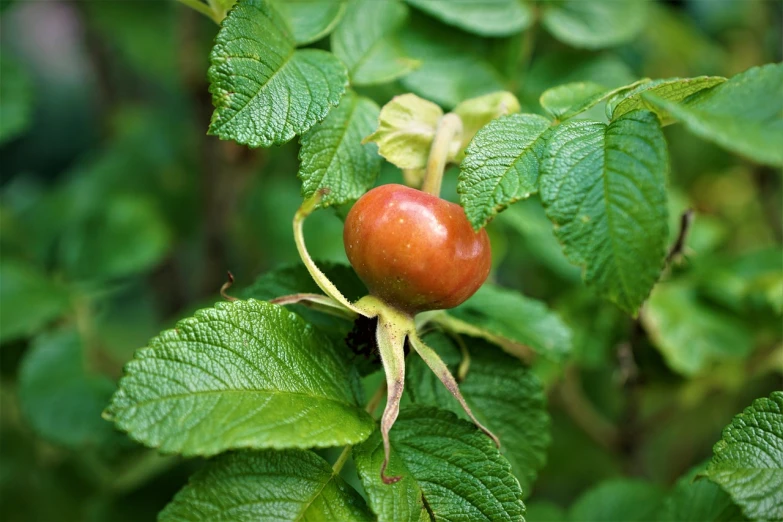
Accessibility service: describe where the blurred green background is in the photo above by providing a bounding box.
[0,0,781,520]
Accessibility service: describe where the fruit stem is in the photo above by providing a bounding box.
[421,113,462,196]
[294,194,368,317]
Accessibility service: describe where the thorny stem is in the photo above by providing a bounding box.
[294,194,368,317]
[175,0,221,24]
[421,113,462,196]
[270,293,358,321]
[409,332,500,448]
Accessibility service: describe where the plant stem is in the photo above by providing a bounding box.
[365,380,388,416]
[175,0,220,24]
[294,195,367,317]
[421,113,462,196]
[332,379,389,474]
[332,445,352,474]
[558,365,619,451]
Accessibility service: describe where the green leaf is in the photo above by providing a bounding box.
[458,113,551,229]
[159,450,373,521]
[399,24,505,109]
[446,284,572,362]
[568,479,665,522]
[353,406,525,521]
[607,76,726,124]
[541,0,647,50]
[0,259,71,343]
[60,195,171,282]
[539,110,669,314]
[106,299,374,456]
[662,464,746,522]
[539,79,649,121]
[243,262,366,303]
[331,0,418,86]
[208,0,348,147]
[407,333,550,496]
[643,63,783,166]
[497,198,580,281]
[0,52,33,144]
[242,262,365,339]
[404,0,533,37]
[273,0,347,45]
[540,81,611,120]
[298,91,382,207]
[642,281,753,377]
[705,391,783,521]
[453,91,521,152]
[364,93,445,170]
[19,329,119,449]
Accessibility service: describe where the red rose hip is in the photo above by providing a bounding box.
[344,184,491,314]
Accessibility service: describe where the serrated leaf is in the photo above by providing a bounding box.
[407,333,549,496]
[569,479,665,522]
[106,299,374,456]
[331,0,418,86]
[705,391,783,521]
[453,91,521,152]
[642,280,753,377]
[405,0,533,37]
[364,93,444,170]
[399,24,505,109]
[643,63,783,167]
[0,52,33,144]
[458,113,551,229]
[662,464,746,522]
[0,259,71,343]
[159,450,373,521]
[19,329,119,449]
[539,79,649,121]
[539,110,669,314]
[208,0,348,147]
[446,284,572,361]
[353,406,525,521]
[298,91,381,207]
[273,0,347,45]
[541,0,647,50]
[607,76,726,123]
[540,81,610,120]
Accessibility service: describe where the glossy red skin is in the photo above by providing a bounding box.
[344,184,491,314]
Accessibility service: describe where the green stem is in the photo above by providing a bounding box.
[175,0,220,24]
[294,194,367,317]
[449,332,471,382]
[332,445,352,474]
[421,113,462,196]
[365,379,388,416]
